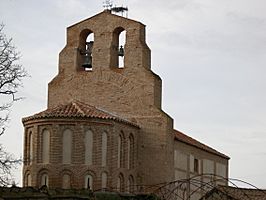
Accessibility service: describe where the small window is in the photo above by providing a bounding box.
[194,158,199,173]
[85,174,93,190]
[41,173,49,187]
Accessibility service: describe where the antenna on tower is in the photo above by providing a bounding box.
[103,0,113,10]
[111,5,128,17]
[103,0,128,18]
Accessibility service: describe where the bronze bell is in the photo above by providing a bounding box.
[118,45,124,57]
[81,41,93,69]
[82,53,92,69]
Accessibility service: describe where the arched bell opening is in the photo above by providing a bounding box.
[111,27,126,69]
[79,29,94,71]
[118,30,126,68]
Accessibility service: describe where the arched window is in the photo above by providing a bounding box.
[63,129,72,164]
[62,174,71,189]
[111,27,126,68]
[85,130,93,165]
[42,129,50,164]
[128,175,134,193]
[101,131,107,167]
[41,173,49,187]
[101,172,108,190]
[117,173,124,192]
[84,174,93,190]
[79,30,94,71]
[24,172,32,187]
[128,134,134,169]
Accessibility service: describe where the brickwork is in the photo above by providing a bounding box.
[22,10,229,193]
[23,118,138,190]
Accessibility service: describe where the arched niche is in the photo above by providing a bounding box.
[101,131,108,167]
[62,174,71,189]
[62,129,72,164]
[85,129,93,165]
[128,134,134,169]
[42,129,50,164]
[101,171,108,190]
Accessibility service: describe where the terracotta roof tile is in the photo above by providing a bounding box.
[174,129,229,159]
[22,101,139,127]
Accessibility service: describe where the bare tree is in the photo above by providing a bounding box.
[0,24,27,186]
[0,144,21,186]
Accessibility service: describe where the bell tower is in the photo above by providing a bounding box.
[23,10,174,190]
[48,10,159,113]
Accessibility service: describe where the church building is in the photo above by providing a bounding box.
[22,9,229,198]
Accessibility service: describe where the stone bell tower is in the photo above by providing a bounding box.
[22,10,174,191]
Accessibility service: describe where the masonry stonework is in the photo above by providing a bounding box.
[22,10,229,196]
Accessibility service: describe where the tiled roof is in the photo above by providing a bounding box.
[22,101,138,127]
[202,185,266,200]
[174,129,229,159]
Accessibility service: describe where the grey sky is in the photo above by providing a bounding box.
[0,0,266,188]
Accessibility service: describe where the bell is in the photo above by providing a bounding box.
[82,53,92,69]
[118,45,124,57]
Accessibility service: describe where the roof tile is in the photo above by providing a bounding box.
[174,129,229,159]
[22,101,138,127]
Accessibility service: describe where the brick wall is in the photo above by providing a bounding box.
[23,118,139,191]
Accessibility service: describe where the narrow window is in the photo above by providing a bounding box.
[42,129,50,164]
[41,173,49,187]
[62,174,71,189]
[85,130,93,165]
[84,174,93,190]
[63,129,72,164]
[101,131,107,167]
[101,172,107,190]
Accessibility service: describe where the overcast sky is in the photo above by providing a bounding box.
[0,0,266,188]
